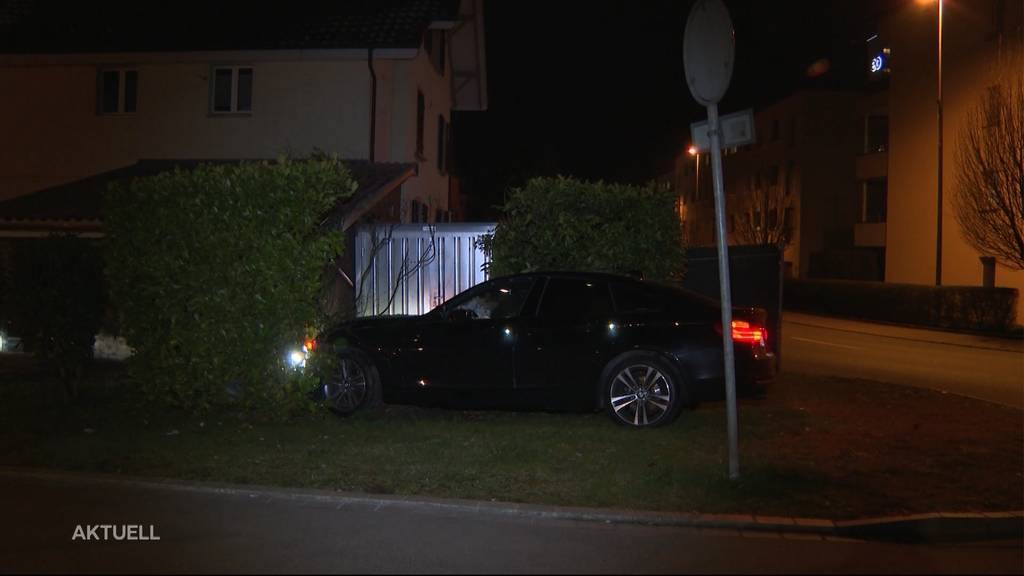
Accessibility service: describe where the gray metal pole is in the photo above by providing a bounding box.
[935,0,944,286]
[707,102,740,480]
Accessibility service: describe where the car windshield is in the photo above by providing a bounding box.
[432,276,536,320]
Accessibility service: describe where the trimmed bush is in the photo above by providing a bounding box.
[784,279,1019,333]
[104,157,356,417]
[481,176,685,280]
[6,236,105,400]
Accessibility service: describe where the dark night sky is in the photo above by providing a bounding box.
[455,0,888,218]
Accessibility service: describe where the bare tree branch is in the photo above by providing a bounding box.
[953,55,1024,270]
[350,221,439,317]
[733,182,793,249]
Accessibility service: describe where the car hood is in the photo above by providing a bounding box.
[323,314,427,341]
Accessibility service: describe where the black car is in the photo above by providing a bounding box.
[316,272,775,427]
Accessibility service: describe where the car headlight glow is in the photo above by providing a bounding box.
[288,349,306,369]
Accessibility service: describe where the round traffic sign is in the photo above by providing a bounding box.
[683,0,735,105]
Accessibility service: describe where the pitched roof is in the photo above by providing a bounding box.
[0,0,459,54]
[0,159,416,231]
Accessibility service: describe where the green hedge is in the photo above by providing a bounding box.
[481,176,685,281]
[784,279,1019,333]
[104,157,356,417]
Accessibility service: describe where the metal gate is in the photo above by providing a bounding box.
[353,223,496,317]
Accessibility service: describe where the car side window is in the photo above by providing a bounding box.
[538,278,613,322]
[447,277,535,320]
[610,281,666,313]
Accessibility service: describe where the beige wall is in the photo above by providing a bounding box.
[0,45,456,222]
[884,0,1024,318]
[387,44,454,221]
[0,58,372,199]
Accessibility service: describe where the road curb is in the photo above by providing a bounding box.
[1,466,1020,543]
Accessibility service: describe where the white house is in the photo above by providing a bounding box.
[0,0,487,229]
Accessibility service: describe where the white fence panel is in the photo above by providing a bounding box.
[353,223,496,317]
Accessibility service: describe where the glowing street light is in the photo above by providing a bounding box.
[688,146,702,202]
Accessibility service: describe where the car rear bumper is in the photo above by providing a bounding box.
[743,350,776,395]
[689,350,776,401]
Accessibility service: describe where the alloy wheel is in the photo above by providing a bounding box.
[609,364,673,426]
[324,358,368,413]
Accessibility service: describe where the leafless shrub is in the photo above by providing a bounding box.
[953,55,1024,270]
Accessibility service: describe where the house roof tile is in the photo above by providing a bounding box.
[0,0,459,53]
[0,159,416,229]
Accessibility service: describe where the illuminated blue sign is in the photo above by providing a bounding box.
[869,48,891,75]
[870,54,885,73]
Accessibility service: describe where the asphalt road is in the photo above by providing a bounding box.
[0,470,1021,574]
[781,313,1024,408]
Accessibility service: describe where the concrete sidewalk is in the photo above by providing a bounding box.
[2,467,1021,544]
[3,467,1023,574]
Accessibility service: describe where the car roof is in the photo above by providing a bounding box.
[492,270,643,282]
[489,271,719,307]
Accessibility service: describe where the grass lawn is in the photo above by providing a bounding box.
[1,356,1020,520]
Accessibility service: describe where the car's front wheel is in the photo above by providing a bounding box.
[603,353,685,427]
[322,349,382,417]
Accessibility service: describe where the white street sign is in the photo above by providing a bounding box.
[683,0,734,105]
[690,108,756,152]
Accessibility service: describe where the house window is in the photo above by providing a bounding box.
[864,115,888,153]
[416,91,425,156]
[784,161,795,196]
[862,179,888,223]
[438,32,446,76]
[98,69,137,114]
[767,165,780,188]
[784,207,794,231]
[409,200,429,223]
[210,66,254,114]
[424,30,446,76]
[437,114,447,173]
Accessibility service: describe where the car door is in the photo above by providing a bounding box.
[516,277,616,397]
[429,276,539,391]
[385,313,454,391]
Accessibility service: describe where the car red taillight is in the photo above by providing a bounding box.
[730,320,766,345]
[715,320,767,346]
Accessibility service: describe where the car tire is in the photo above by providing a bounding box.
[323,348,383,417]
[602,352,686,428]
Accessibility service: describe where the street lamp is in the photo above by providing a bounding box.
[688,145,701,201]
[919,0,944,285]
